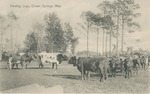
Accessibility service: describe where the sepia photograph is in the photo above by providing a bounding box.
[0,0,149,93]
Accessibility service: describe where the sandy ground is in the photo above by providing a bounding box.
[0,60,150,93]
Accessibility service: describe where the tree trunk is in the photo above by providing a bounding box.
[10,21,13,53]
[105,30,108,57]
[87,26,89,57]
[37,39,39,54]
[102,28,105,55]
[121,15,124,53]
[109,28,112,57]
[71,45,75,56]
[0,30,2,60]
[97,28,99,56]
[6,42,7,51]
[51,42,53,53]
[116,11,119,56]
[15,30,17,52]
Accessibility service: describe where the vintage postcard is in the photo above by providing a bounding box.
[0,0,149,93]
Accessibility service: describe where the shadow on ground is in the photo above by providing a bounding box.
[0,67,54,70]
[43,74,80,80]
[27,67,53,69]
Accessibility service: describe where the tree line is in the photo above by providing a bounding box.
[0,0,142,59]
[24,13,78,55]
[79,0,141,57]
[0,12,20,60]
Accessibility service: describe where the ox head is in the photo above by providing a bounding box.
[68,56,77,66]
[23,53,37,62]
[57,54,64,64]
[108,57,119,68]
[33,53,38,59]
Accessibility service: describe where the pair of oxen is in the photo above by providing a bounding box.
[68,55,144,82]
[5,52,65,69]
[5,53,35,69]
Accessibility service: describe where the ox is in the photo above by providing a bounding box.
[21,53,36,69]
[7,53,23,69]
[108,56,126,77]
[38,52,64,69]
[140,55,146,70]
[143,55,150,70]
[107,57,117,77]
[7,53,35,69]
[68,56,109,82]
[124,56,139,78]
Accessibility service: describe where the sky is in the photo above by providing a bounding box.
[0,0,149,53]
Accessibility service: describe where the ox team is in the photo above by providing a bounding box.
[3,52,64,70]
[68,53,150,82]
[2,51,150,82]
